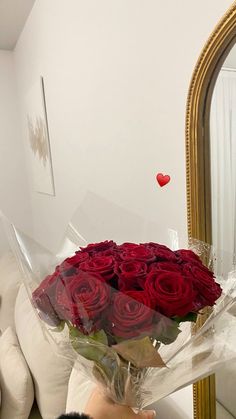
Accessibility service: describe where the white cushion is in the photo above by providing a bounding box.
[15,285,73,419]
[0,252,23,332]
[0,327,34,419]
[66,364,96,414]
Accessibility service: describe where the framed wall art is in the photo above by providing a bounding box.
[26,76,55,196]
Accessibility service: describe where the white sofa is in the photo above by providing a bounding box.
[0,251,234,419]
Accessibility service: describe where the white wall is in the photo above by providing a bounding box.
[0,51,32,254]
[12,0,234,417]
[13,0,234,251]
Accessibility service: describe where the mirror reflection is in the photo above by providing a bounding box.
[210,44,236,419]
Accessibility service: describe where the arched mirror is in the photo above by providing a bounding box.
[186,1,236,418]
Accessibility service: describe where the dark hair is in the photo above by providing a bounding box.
[57,414,93,419]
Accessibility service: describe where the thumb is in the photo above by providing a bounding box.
[136,410,156,418]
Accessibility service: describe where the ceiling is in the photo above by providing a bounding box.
[0,0,35,50]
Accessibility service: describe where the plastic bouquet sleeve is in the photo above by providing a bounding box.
[1,197,236,410]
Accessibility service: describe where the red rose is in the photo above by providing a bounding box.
[57,252,89,277]
[175,249,202,265]
[124,290,155,309]
[32,272,61,326]
[117,243,140,252]
[145,243,178,262]
[54,271,110,334]
[61,251,90,268]
[145,271,194,317]
[182,263,222,309]
[149,262,181,273]
[108,291,154,338]
[119,245,156,263]
[80,255,115,280]
[115,261,148,290]
[80,240,116,254]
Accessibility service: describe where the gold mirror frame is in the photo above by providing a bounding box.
[186,1,236,418]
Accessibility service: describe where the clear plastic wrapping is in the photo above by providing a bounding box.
[1,197,236,410]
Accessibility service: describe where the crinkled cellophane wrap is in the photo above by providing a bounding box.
[1,194,236,410]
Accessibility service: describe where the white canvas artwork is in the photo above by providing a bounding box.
[26,77,55,196]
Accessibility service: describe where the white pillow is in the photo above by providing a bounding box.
[0,252,23,332]
[15,285,73,419]
[66,364,96,414]
[0,327,34,419]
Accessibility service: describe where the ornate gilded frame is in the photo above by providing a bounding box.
[185,2,236,418]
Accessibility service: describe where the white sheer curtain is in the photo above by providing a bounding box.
[210,69,236,276]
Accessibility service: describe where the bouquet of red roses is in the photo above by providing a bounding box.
[2,201,236,410]
[31,240,222,408]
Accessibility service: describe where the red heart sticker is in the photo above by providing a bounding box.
[156,173,171,187]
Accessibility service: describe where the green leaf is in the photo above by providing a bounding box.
[68,324,82,338]
[71,338,106,363]
[68,325,108,345]
[152,316,181,345]
[89,329,108,346]
[112,337,166,368]
[68,326,120,382]
[68,326,108,363]
[173,312,198,324]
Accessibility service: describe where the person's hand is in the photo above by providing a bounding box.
[84,388,156,419]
